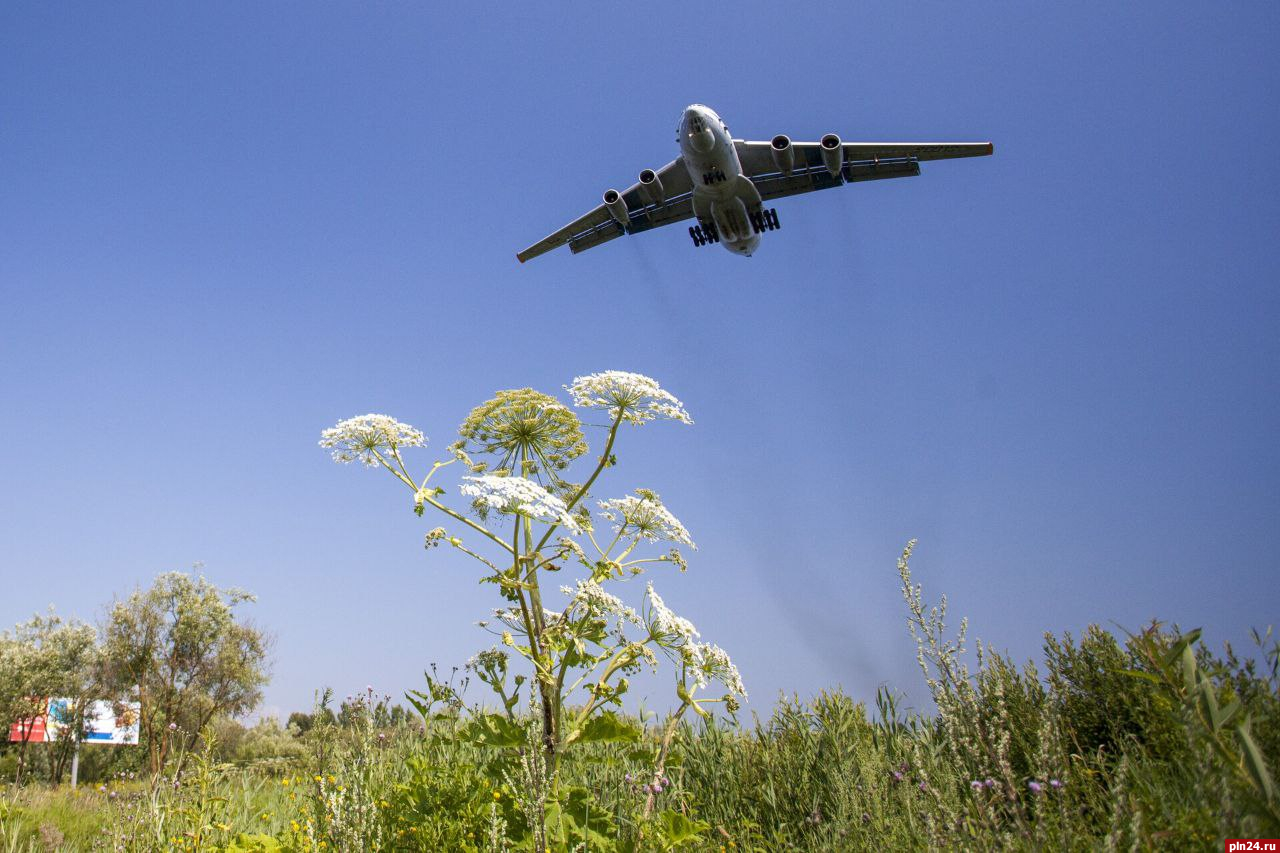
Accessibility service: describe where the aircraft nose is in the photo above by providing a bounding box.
[688,126,715,153]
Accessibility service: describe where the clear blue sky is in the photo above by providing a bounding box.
[3,2,1277,719]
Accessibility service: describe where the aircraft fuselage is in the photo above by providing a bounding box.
[678,104,761,257]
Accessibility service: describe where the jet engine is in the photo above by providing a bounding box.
[821,133,844,177]
[770,135,794,175]
[638,169,664,206]
[603,189,630,227]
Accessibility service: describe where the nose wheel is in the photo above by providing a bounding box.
[688,220,720,247]
[749,208,780,234]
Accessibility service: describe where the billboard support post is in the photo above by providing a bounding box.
[70,736,80,789]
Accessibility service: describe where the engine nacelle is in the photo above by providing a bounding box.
[638,169,664,206]
[821,133,843,177]
[603,189,630,227]
[770,135,794,175]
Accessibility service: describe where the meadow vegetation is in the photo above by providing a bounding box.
[2,372,1276,850]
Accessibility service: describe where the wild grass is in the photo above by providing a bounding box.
[3,546,1276,850]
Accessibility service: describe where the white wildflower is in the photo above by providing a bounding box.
[560,579,641,625]
[687,642,747,698]
[320,414,425,466]
[565,371,692,425]
[466,648,508,673]
[459,475,581,533]
[645,583,699,645]
[598,490,695,548]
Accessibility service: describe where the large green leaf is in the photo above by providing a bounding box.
[544,786,617,850]
[462,713,526,748]
[567,710,641,746]
[655,810,710,848]
[224,834,283,853]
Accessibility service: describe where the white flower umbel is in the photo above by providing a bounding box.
[320,414,425,466]
[645,582,699,646]
[598,491,695,548]
[560,579,641,626]
[459,475,581,533]
[565,371,692,425]
[688,642,747,698]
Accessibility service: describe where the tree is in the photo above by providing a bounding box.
[0,611,101,784]
[102,571,270,775]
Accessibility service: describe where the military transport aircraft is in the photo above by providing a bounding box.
[517,104,992,262]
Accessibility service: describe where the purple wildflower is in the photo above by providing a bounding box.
[983,778,996,789]
[1028,780,1043,794]
[891,771,904,783]
[970,780,983,790]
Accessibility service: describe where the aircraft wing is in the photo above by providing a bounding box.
[516,158,695,262]
[735,140,993,203]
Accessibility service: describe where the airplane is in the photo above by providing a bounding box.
[517,104,993,262]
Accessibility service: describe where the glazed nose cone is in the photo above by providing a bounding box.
[684,108,715,153]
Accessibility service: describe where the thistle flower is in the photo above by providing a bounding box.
[1028,780,1043,794]
[598,490,695,548]
[320,415,426,466]
[459,475,581,532]
[1049,778,1063,790]
[565,371,692,425]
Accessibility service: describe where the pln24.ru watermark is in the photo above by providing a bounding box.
[1227,841,1280,852]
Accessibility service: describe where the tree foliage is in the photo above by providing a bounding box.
[102,571,270,774]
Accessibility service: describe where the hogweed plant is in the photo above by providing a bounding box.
[320,372,745,843]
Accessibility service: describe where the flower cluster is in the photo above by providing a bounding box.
[456,388,587,475]
[645,583,699,646]
[466,647,509,676]
[320,415,426,466]
[686,641,746,698]
[565,371,692,425]
[459,475,581,533]
[598,490,695,548]
[561,579,641,626]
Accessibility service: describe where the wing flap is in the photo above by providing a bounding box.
[736,139,991,182]
[518,158,694,262]
[750,157,920,203]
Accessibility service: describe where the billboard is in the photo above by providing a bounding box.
[8,699,140,745]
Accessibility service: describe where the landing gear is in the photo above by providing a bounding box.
[749,208,780,234]
[689,220,720,247]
